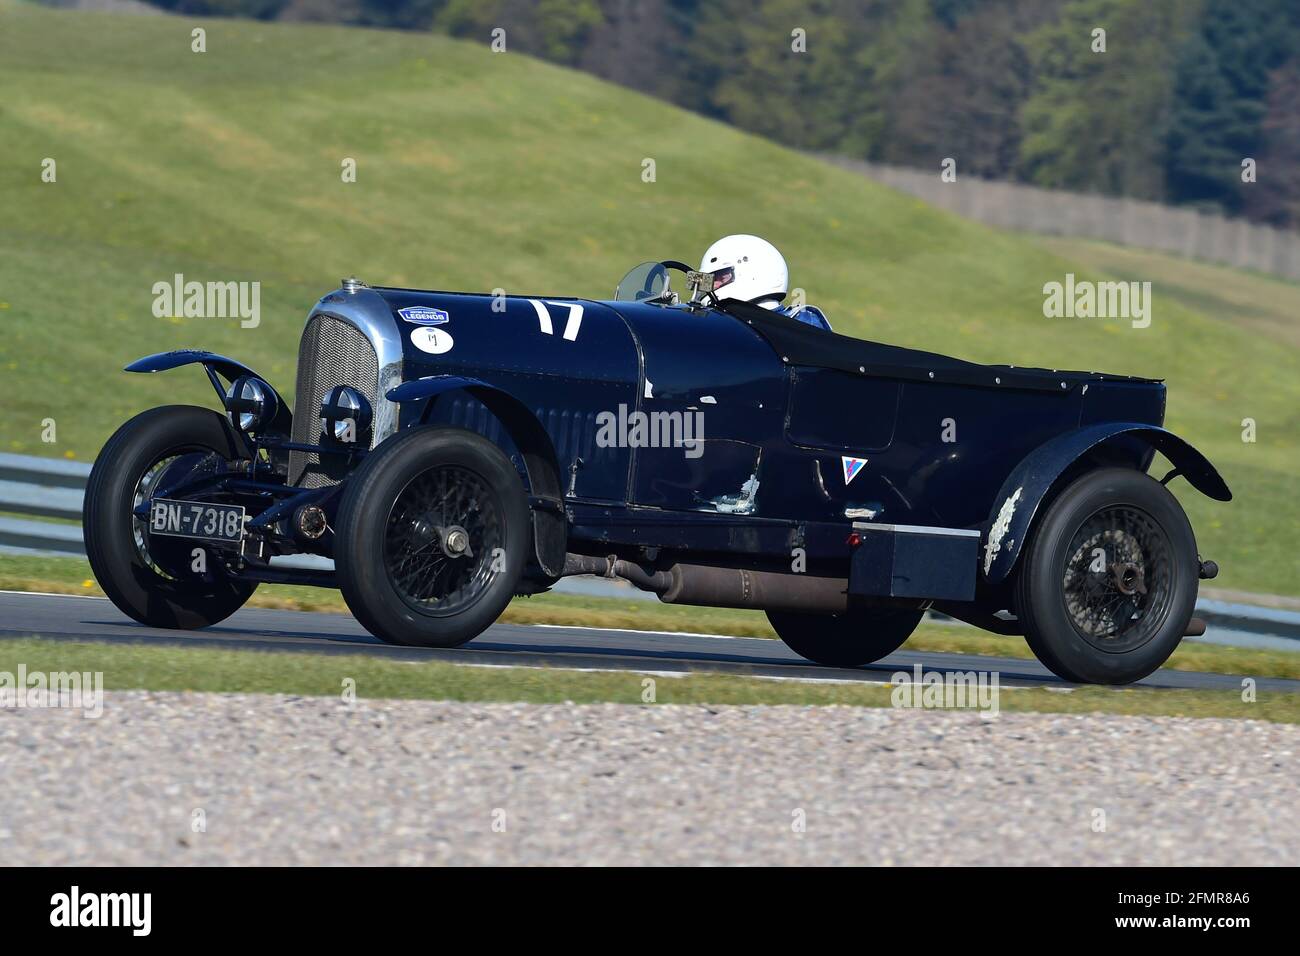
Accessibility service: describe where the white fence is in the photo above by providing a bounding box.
[0,453,89,555]
[824,156,1300,282]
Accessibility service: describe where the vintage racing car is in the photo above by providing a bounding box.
[84,262,1230,684]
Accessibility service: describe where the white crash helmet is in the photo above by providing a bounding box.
[696,234,788,306]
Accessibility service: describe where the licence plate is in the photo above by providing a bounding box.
[148,498,246,543]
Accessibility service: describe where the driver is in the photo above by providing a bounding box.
[695,234,832,331]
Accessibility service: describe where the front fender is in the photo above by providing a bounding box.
[388,374,566,577]
[982,422,1231,584]
[385,376,560,491]
[125,350,293,435]
[385,374,491,405]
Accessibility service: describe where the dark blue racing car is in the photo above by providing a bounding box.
[84,258,1230,685]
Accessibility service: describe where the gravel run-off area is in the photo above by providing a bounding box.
[0,692,1295,865]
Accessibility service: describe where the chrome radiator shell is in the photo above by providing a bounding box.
[287,288,404,487]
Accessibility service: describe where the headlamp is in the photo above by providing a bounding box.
[225,375,277,434]
[320,386,372,443]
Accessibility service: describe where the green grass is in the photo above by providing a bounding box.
[1,1,1295,596]
[1,636,1295,722]
[5,553,1299,681]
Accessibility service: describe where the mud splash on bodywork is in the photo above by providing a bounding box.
[710,474,760,514]
[984,487,1022,575]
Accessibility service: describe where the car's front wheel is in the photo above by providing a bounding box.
[1015,467,1198,685]
[767,606,923,668]
[83,405,258,629]
[333,426,529,647]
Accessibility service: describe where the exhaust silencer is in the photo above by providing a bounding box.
[660,564,849,613]
[561,553,850,614]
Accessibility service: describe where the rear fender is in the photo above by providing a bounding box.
[982,422,1230,584]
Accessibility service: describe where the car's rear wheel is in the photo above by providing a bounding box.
[767,606,923,668]
[334,426,529,648]
[83,405,258,629]
[1015,468,1198,685]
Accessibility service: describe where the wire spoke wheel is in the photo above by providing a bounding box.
[130,450,226,578]
[83,405,257,630]
[1016,468,1198,685]
[384,464,503,616]
[1061,505,1174,654]
[335,427,529,649]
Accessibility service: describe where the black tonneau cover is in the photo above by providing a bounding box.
[719,299,1160,392]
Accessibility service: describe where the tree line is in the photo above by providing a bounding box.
[138,0,1300,227]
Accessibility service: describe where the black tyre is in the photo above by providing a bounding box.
[83,405,257,629]
[1015,467,1198,685]
[334,426,529,648]
[767,606,923,668]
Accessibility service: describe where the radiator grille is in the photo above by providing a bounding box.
[288,314,380,487]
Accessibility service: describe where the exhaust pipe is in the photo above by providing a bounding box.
[562,553,849,614]
[561,554,673,593]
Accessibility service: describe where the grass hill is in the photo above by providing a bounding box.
[1,0,1295,595]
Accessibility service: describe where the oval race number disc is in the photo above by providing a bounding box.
[411,327,454,354]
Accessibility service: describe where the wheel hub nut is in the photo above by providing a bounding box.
[1110,562,1147,595]
[443,527,470,557]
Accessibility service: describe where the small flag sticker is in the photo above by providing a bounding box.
[842,456,867,485]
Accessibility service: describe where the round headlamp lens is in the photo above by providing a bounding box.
[320,386,372,444]
[225,375,276,434]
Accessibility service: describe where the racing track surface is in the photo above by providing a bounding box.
[2,591,1296,693]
